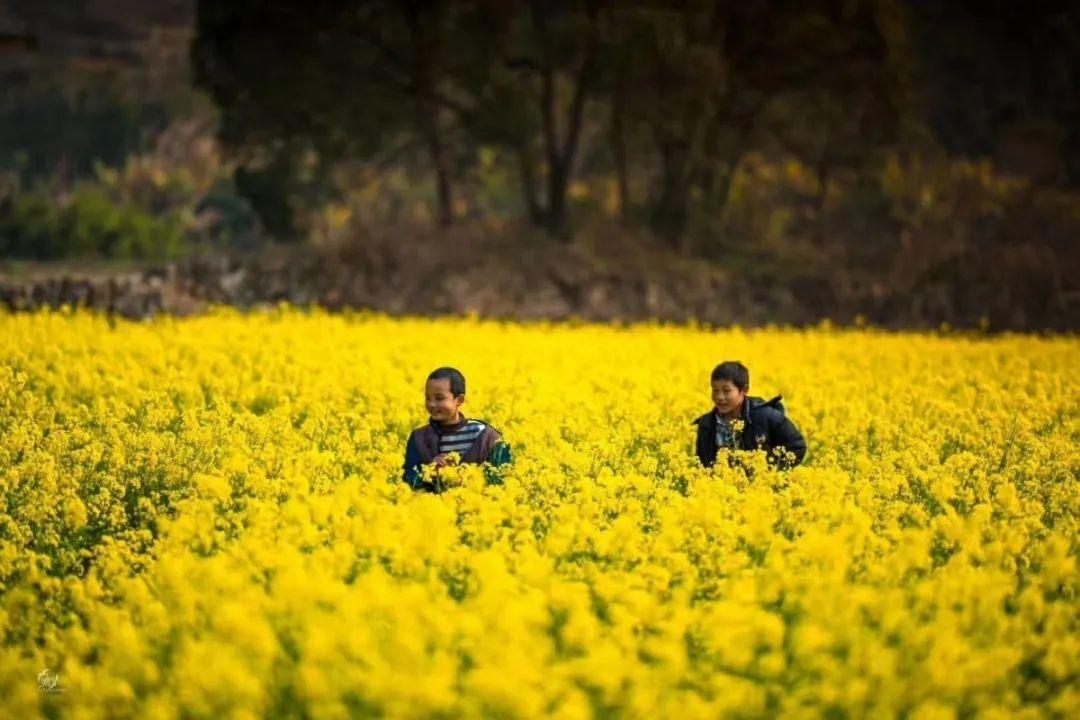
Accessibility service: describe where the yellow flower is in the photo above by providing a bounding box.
[0,309,1075,718]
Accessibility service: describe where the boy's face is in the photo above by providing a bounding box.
[425,378,464,423]
[711,379,747,417]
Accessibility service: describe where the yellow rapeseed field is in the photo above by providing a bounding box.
[0,308,1077,719]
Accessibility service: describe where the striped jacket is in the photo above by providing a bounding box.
[402,417,511,491]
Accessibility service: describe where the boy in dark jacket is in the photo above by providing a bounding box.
[402,367,512,491]
[693,361,807,469]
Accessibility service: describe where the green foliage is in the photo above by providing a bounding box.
[0,117,258,261]
[0,181,186,261]
[0,188,64,259]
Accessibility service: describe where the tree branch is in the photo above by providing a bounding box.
[561,6,599,167]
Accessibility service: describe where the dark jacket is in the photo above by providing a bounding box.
[693,395,807,469]
[402,417,512,491]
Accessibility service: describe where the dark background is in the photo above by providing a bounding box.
[1,1,1077,329]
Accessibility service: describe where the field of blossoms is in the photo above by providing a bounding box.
[0,309,1077,719]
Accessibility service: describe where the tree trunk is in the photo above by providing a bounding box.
[611,62,631,223]
[517,146,543,224]
[529,1,597,240]
[814,161,830,246]
[698,147,742,218]
[426,112,453,227]
[653,137,690,247]
[407,3,453,227]
[546,160,571,238]
[539,59,563,236]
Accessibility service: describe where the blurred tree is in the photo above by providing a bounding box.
[523,0,600,239]
[598,1,910,251]
[193,0,456,237]
[197,0,609,240]
[404,1,455,225]
[913,0,1079,186]
[454,0,601,239]
[190,0,1069,249]
[761,0,912,245]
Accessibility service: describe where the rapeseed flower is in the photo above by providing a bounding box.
[0,308,1076,718]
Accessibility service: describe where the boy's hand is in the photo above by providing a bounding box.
[432,453,458,469]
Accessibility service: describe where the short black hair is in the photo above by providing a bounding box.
[427,367,466,396]
[711,361,749,392]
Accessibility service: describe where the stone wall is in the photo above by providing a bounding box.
[2,232,1076,331]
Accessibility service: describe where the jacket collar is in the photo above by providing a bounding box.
[429,415,470,435]
[693,396,771,426]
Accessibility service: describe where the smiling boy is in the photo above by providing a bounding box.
[693,361,807,469]
[402,367,512,491]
